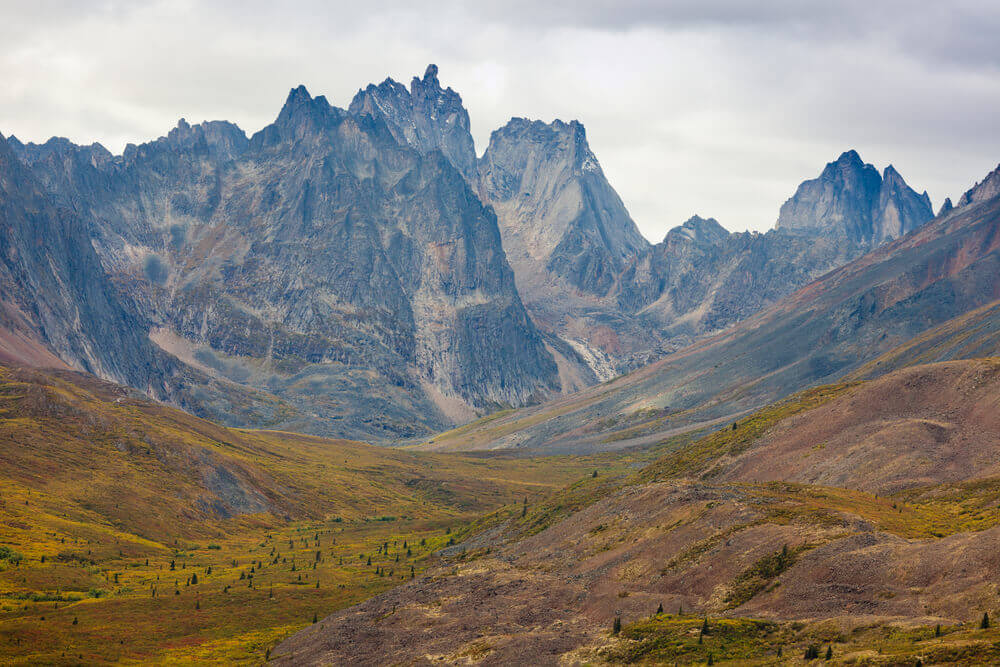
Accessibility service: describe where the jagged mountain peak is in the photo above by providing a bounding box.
[416,63,440,88]
[348,65,476,181]
[827,148,877,177]
[7,134,114,165]
[957,163,1000,208]
[275,84,337,127]
[488,117,600,177]
[495,117,586,138]
[479,114,647,301]
[285,84,313,106]
[836,148,864,164]
[938,197,955,216]
[776,150,932,245]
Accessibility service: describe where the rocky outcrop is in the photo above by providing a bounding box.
[663,215,730,245]
[610,154,936,345]
[938,197,954,216]
[775,150,933,244]
[615,222,859,338]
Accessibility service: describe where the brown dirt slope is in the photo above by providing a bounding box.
[274,359,1000,665]
[718,359,1000,493]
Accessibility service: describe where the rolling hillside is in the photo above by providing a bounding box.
[275,359,1000,665]
[0,363,626,663]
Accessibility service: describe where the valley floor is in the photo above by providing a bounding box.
[0,364,627,664]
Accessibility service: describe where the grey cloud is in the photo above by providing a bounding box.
[0,0,998,238]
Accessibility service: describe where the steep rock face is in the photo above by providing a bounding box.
[775,150,933,244]
[478,118,648,297]
[474,117,657,379]
[0,133,176,392]
[8,70,559,440]
[348,64,477,184]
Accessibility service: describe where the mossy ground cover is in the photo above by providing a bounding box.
[0,509,477,664]
[751,481,1000,539]
[599,613,1000,665]
[0,365,626,663]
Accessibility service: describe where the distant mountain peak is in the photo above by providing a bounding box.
[479,115,647,298]
[957,163,1000,208]
[348,65,476,181]
[420,63,439,86]
[837,149,863,164]
[665,215,730,245]
[776,150,932,245]
[286,84,312,104]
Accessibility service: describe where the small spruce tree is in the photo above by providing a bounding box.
[825,645,832,660]
[612,615,621,635]
[656,603,663,615]
[982,612,991,629]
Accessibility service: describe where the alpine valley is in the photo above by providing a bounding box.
[3,64,1000,665]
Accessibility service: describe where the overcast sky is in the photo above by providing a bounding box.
[3,0,999,239]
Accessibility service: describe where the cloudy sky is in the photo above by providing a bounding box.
[3,0,999,239]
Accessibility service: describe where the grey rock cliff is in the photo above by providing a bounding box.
[0,133,175,390]
[478,117,648,297]
[348,64,478,184]
[6,70,560,440]
[776,150,933,244]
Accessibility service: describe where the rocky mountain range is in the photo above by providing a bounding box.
[0,65,938,441]
[423,162,1000,454]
